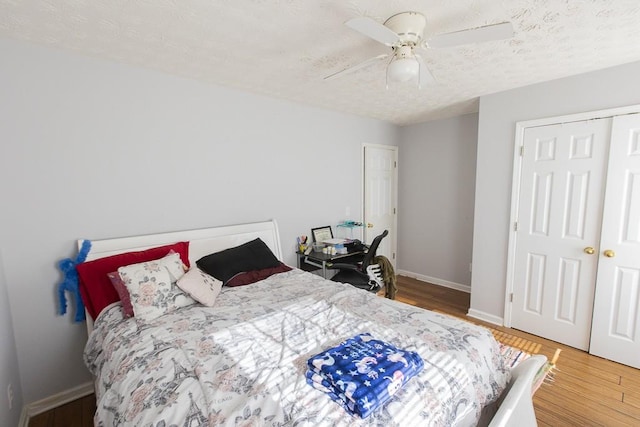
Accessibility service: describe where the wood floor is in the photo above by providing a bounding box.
[29,275,640,426]
[28,393,95,427]
[394,276,640,427]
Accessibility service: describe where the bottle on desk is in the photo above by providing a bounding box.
[335,244,348,255]
[322,246,337,255]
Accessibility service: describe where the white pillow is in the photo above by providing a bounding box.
[117,252,195,321]
[176,268,223,307]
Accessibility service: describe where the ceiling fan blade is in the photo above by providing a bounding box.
[414,54,435,89]
[324,54,389,81]
[345,17,399,46]
[426,21,513,49]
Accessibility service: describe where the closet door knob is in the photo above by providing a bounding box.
[584,247,595,255]
[603,249,616,258]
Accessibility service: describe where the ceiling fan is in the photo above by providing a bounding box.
[325,11,514,88]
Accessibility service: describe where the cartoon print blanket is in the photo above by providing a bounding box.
[306,333,423,418]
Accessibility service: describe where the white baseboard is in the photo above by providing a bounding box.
[397,270,504,326]
[397,270,471,293]
[467,308,504,326]
[19,381,94,427]
[18,409,28,427]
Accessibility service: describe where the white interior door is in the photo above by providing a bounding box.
[590,113,640,368]
[511,119,611,350]
[363,144,397,268]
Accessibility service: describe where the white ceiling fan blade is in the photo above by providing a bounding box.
[414,54,435,89]
[324,54,389,81]
[426,21,513,49]
[345,17,399,46]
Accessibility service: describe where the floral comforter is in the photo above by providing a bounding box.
[85,269,509,426]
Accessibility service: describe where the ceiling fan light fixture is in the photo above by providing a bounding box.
[331,11,514,89]
[387,57,419,82]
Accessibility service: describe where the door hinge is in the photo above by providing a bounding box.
[394,161,397,168]
[510,293,514,303]
[514,221,518,231]
[520,146,524,156]
[393,208,396,214]
[392,252,396,260]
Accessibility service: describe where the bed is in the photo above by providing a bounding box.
[78,220,533,426]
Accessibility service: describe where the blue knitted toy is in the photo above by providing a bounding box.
[57,240,92,322]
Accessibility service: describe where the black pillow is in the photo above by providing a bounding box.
[196,238,281,284]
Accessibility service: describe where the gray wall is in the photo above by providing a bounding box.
[0,251,23,427]
[471,60,640,320]
[0,37,397,404]
[397,114,478,288]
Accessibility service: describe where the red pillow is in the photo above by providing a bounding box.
[225,262,292,287]
[76,242,190,320]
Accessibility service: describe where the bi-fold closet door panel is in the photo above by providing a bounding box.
[511,112,640,368]
[511,118,610,351]
[590,113,640,368]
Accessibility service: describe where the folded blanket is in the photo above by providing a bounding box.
[306,333,423,418]
[306,371,357,415]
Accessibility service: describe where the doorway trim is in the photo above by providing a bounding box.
[503,103,640,327]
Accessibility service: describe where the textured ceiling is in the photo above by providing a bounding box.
[1,0,640,125]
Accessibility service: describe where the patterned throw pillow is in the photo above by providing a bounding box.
[118,252,195,321]
[176,268,223,307]
[76,241,190,320]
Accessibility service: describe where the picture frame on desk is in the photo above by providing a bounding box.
[311,226,332,243]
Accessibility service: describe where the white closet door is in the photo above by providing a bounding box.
[590,113,640,368]
[511,119,611,350]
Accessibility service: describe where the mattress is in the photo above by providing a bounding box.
[84,268,509,426]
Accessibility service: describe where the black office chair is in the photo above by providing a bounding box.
[330,230,389,292]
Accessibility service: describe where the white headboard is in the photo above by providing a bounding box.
[78,219,282,334]
[80,219,282,263]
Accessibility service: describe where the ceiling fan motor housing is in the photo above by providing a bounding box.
[394,45,413,58]
[384,11,426,45]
